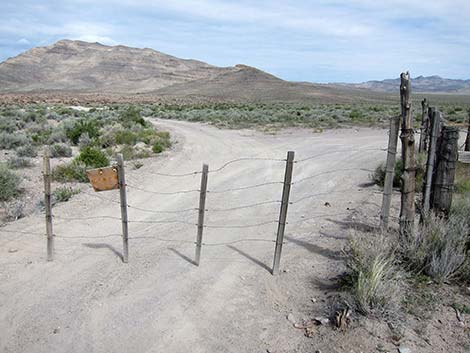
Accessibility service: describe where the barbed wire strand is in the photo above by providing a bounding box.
[203,220,277,229]
[208,157,286,174]
[127,184,200,195]
[207,181,284,194]
[291,168,375,185]
[295,147,387,164]
[206,200,281,212]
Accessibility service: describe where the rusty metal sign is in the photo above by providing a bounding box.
[87,166,119,192]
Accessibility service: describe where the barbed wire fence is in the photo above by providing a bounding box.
[1,145,388,275]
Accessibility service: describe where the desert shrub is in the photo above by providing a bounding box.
[52,161,88,183]
[53,186,80,203]
[115,130,138,145]
[120,106,146,128]
[50,143,73,158]
[65,119,101,145]
[0,164,21,201]
[7,156,33,169]
[3,199,26,221]
[47,127,68,144]
[371,160,403,187]
[76,146,109,168]
[0,132,29,149]
[16,144,37,157]
[346,231,402,315]
[402,214,468,282]
[152,142,164,153]
[0,116,17,133]
[119,145,150,160]
[78,133,92,149]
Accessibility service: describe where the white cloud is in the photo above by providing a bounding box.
[17,38,30,44]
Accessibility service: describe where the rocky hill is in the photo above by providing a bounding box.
[0,40,227,93]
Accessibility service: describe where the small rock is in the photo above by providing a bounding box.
[283,269,289,273]
[53,327,60,334]
[311,297,317,303]
[287,313,297,324]
[315,350,321,353]
[314,317,330,325]
[398,348,411,353]
[8,248,18,253]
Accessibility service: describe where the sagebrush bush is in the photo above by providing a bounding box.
[7,156,33,169]
[65,119,101,145]
[53,186,80,203]
[3,199,26,221]
[50,143,73,158]
[0,164,21,201]
[16,144,37,157]
[0,132,29,149]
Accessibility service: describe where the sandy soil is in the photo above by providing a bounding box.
[0,121,464,352]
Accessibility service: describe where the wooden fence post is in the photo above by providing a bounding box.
[422,109,441,216]
[465,111,470,152]
[43,146,54,261]
[430,126,459,217]
[380,115,400,228]
[116,154,129,263]
[418,98,428,153]
[272,151,294,275]
[195,164,209,266]
[399,72,416,237]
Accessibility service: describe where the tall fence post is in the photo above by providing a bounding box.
[116,154,129,263]
[380,115,400,228]
[272,151,294,275]
[430,126,459,217]
[195,164,209,266]
[465,111,470,152]
[418,98,428,153]
[43,146,54,261]
[422,109,441,216]
[399,72,416,237]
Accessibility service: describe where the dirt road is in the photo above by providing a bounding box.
[0,120,388,353]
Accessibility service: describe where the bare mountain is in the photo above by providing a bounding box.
[0,40,226,93]
[344,75,470,94]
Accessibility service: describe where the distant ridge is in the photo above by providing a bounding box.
[341,75,470,94]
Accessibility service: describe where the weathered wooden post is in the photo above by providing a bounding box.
[195,164,208,266]
[465,110,470,152]
[116,154,129,263]
[399,72,416,237]
[430,126,459,217]
[43,146,54,261]
[380,115,400,228]
[422,109,441,216]
[418,98,428,153]
[272,151,294,275]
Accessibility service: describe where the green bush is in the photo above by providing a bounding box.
[50,143,73,158]
[76,146,109,168]
[65,119,101,145]
[370,160,403,187]
[52,161,88,183]
[120,106,146,128]
[152,142,164,153]
[0,164,21,201]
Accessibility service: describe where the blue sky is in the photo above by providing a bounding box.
[1,0,469,83]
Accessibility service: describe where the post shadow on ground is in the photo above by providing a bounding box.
[82,243,124,262]
[284,235,342,260]
[168,248,198,266]
[325,218,380,233]
[227,245,272,274]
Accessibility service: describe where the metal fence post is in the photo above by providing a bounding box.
[272,151,295,275]
[116,154,129,263]
[43,146,54,261]
[195,164,209,266]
